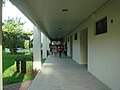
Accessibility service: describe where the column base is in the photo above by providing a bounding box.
[33,61,41,71]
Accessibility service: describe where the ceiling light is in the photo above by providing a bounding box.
[58,27,62,30]
[62,9,68,12]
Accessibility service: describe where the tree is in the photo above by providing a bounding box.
[2,18,32,54]
[21,31,33,49]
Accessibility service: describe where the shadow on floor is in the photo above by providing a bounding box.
[3,72,25,85]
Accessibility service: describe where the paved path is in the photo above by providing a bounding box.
[4,81,32,90]
[29,55,111,90]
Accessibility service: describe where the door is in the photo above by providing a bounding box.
[70,36,73,58]
[80,28,88,66]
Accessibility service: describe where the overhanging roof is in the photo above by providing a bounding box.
[10,0,111,40]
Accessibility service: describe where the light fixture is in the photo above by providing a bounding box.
[62,9,68,12]
[58,27,62,30]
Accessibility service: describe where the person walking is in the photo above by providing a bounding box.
[64,46,67,57]
[49,43,53,55]
[58,45,63,58]
[52,45,57,57]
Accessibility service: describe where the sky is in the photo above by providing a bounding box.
[2,0,33,32]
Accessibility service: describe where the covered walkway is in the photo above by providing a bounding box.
[29,55,111,90]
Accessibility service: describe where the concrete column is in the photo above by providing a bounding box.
[42,34,47,59]
[0,1,2,90]
[46,38,50,56]
[47,38,50,52]
[33,26,41,70]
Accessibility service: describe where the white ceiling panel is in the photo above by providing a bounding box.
[10,0,111,40]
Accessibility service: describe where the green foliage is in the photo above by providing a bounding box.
[2,18,33,54]
[2,52,36,85]
[2,52,46,85]
[24,40,29,49]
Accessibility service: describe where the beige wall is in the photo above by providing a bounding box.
[72,31,81,64]
[66,31,81,63]
[67,37,71,56]
[66,27,87,64]
[67,36,73,58]
[0,1,2,90]
[88,0,120,89]
[66,0,120,89]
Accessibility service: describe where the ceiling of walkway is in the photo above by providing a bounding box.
[10,0,111,40]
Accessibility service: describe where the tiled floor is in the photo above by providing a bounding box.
[29,55,111,90]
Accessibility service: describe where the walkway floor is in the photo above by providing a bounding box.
[29,55,111,90]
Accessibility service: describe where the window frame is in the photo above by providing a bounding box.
[96,17,107,35]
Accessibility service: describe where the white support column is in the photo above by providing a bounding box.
[42,34,47,59]
[33,26,41,70]
[46,38,50,57]
[0,1,2,90]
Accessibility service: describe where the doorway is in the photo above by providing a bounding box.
[80,28,88,66]
[70,36,73,58]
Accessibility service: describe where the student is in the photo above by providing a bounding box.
[64,46,67,57]
[52,45,57,57]
[58,45,63,58]
[49,43,53,55]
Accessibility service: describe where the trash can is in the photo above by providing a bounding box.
[15,56,33,73]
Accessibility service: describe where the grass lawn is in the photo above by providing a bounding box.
[2,52,45,85]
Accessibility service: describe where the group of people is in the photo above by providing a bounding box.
[49,44,67,58]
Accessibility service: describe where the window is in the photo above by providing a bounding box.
[74,33,77,40]
[96,17,107,35]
